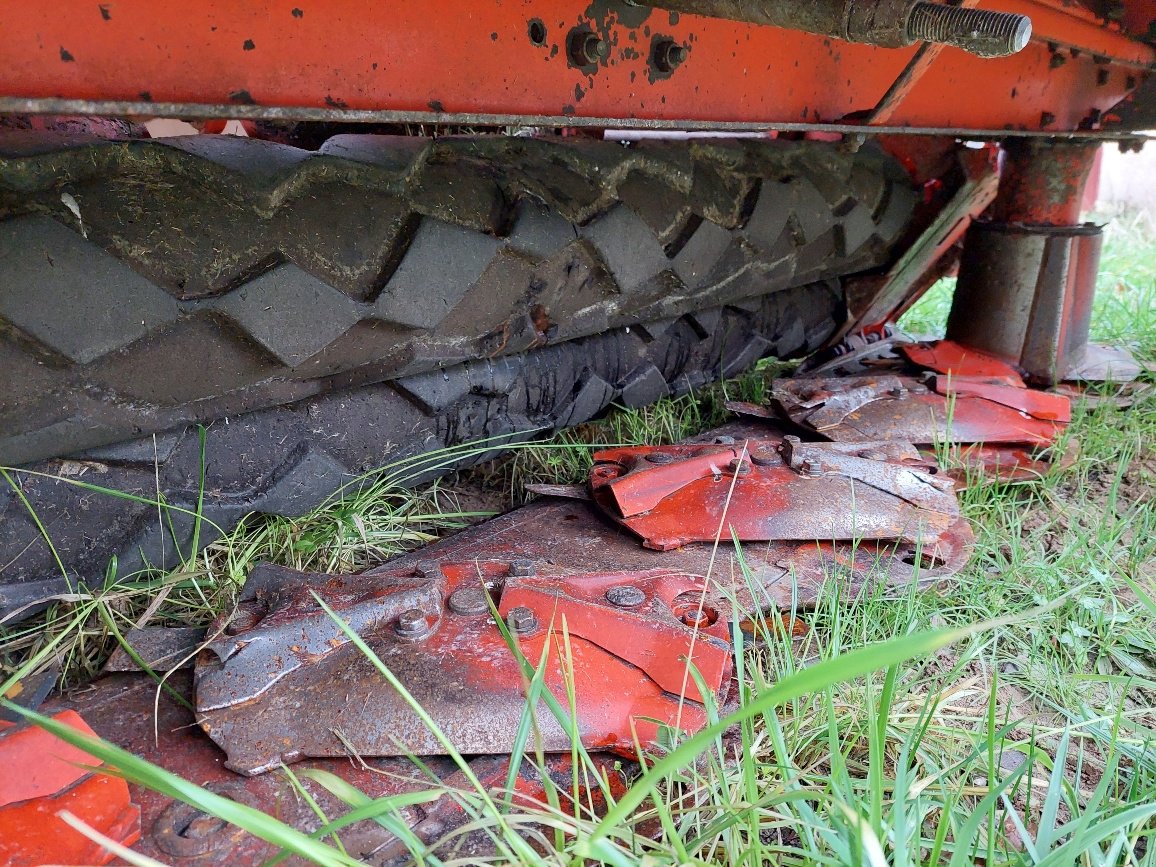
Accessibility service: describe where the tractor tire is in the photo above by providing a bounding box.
[0,133,915,466]
[0,133,917,618]
[1,281,844,617]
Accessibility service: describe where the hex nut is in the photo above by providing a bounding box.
[395,608,431,639]
[645,451,676,465]
[509,558,536,577]
[507,606,539,635]
[729,457,752,476]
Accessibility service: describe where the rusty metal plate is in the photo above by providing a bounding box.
[44,673,626,865]
[588,435,959,550]
[899,340,1026,379]
[193,418,973,776]
[196,563,734,775]
[765,373,1067,447]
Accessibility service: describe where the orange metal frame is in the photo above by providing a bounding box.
[1,0,1152,132]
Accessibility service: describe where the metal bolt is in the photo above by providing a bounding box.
[679,608,711,629]
[751,446,782,467]
[448,587,489,616]
[713,435,736,445]
[652,38,687,73]
[645,451,676,465]
[605,586,646,608]
[802,457,824,475]
[507,606,539,635]
[729,457,752,476]
[889,386,908,397]
[414,560,441,580]
[509,558,535,577]
[906,3,1032,58]
[571,29,609,66]
[395,608,431,640]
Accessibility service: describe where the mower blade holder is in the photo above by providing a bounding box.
[195,563,733,776]
[588,437,959,550]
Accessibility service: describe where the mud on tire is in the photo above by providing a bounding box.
[0,133,915,465]
[0,133,917,617]
[2,282,843,617]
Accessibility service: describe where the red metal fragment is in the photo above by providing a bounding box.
[768,366,1070,448]
[927,440,1078,487]
[0,710,141,866]
[900,340,1025,380]
[43,673,628,865]
[588,436,959,551]
[930,376,1071,422]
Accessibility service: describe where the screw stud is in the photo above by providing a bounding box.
[906,3,1032,57]
[509,559,536,577]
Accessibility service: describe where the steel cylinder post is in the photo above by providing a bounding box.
[946,139,1103,385]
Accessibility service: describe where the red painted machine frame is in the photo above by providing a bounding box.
[1,0,1153,135]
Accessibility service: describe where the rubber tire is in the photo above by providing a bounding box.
[2,281,841,617]
[0,133,915,466]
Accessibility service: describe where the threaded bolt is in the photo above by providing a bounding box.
[906,3,1032,57]
[802,457,824,475]
[507,606,539,635]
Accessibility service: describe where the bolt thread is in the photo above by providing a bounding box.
[907,3,1032,57]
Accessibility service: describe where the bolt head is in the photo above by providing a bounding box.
[751,446,782,467]
[645,451,676,465]
[802,458,824,475]
[605,586,646,608]
[507,606,539,635]
[448,587,489,616]
[679,608,711,628]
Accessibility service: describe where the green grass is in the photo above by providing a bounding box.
[3,211,1155,864]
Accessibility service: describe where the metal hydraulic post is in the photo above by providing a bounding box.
[946,139,1104,385]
